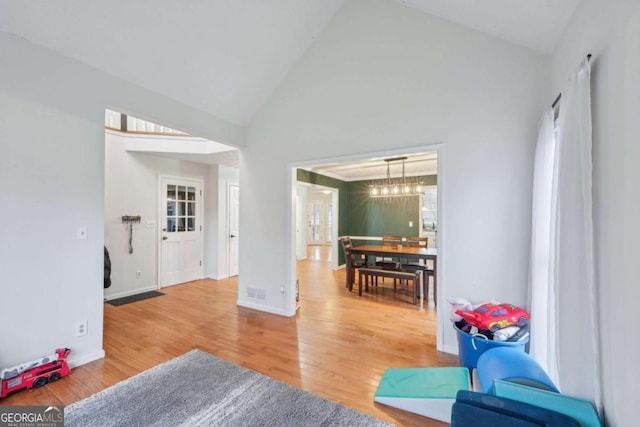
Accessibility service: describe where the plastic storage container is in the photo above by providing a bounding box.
[454,324,529,369]
[476,347,559,394]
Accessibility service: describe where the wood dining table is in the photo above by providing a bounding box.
[346,244,437,300]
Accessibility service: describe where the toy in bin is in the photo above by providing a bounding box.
[1,348,71,398]
[455,303,529,333]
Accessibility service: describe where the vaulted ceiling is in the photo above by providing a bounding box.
[0,0,582,127]
[0,0,582,180]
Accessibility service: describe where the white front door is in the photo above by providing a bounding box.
[159,177,203,287]
[228,184,239,277]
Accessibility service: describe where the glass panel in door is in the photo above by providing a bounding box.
[310,202,321,241]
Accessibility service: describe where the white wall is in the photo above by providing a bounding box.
[241,0,550,339]
[104,131,210,299]
[552,1,640,425]
[0,91,106,367]
[0,31,243,368]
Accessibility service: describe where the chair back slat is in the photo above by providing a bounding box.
[382,235,403,246]
[406,236,428,247]
[340,236,353,252]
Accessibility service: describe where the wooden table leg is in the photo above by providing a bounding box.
[432,259,437,305]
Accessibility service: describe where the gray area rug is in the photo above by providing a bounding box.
[65,349,394,426]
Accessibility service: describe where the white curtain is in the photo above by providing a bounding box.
[529,107,559,385]
[529,58,600,408]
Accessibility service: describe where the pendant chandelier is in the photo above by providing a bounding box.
[369,156,424,198]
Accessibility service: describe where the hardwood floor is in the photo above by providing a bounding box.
[1,245,457,426]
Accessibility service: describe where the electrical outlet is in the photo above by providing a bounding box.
[136,271,142,279]
[76,321,88,337]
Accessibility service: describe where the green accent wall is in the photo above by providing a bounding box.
[297,169,437,265]
[346,175,437,240]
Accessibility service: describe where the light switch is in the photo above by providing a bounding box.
[77,227,88,240]
[409,221,413,227]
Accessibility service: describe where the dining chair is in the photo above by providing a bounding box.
[401,236,436,304]
[371,235,403,287]
[382,235,403,246]
[340,236,370,291]
[375,235,403,270]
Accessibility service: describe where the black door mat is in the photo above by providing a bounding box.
[106,291,165,306]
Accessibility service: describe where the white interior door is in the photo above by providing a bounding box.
[228,184,239,277]
[160,177,203,287]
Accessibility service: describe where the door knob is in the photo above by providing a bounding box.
[162,236,168,240]
[230,234,237,238]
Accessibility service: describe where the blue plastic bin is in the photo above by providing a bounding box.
[476,347,559,394]
[454,324,529,369]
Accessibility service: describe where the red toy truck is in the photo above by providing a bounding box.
[455,303,530,333]
[1,348,71,398]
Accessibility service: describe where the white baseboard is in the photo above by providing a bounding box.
[236,298,291,317]
[206,274,229,280]
[68,349,105,369]
[104,286,158,301]
[441,343,459,355]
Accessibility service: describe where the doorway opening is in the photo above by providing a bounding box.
[296,182,339,265]
[103,109,239,301]
[289,145,443,348]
